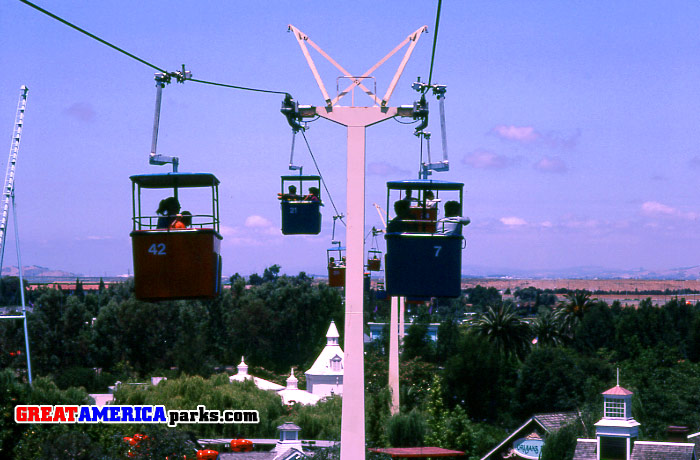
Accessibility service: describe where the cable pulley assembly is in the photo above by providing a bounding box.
[148,66,194,170]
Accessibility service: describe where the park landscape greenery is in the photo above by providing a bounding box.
[0,269,699,459]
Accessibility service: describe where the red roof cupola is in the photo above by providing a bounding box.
[602,385,633,396]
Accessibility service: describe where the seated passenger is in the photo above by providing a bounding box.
[278,185,302,201]
[404,189,420,205]
[423,190,439,209]
[169,211,192,229]
[304,187,321,203]
[386,199,412,233]
[156,197,180,229]
[437,201,470,235]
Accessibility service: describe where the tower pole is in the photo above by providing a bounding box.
[389,296,400,414]
[317,107,399,460]
[285,26,428,460]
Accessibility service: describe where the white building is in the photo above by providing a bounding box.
[573,383,696,460]
[229,357,285,391]
[278,368,321,406]
[305,321,344,397]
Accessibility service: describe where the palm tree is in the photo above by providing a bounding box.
[554,290,595,338]
[470,303,532,360]
[531,309,565,347]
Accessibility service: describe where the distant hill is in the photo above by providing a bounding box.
[463,265,700,280]
[1,265,80,280]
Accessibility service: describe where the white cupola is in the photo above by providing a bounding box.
[274,422,303,456]
[594,372,640,460]
[305,321,344,397]
[286,368,298,390]
[237,357,249,378]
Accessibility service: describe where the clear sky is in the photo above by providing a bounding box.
[2,0,700,277]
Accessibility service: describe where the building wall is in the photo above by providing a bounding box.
[306,374,343,397]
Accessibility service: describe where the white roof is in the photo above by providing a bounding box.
[305,322,344,377]
[278,387,322,405]
[89,394,114,406]
[326,321,339,338]
[229,356,285,391]
[594,419,641,428]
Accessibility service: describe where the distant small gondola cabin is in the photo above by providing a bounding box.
[367,249,382,271]
[130,172,222,300]
[279,175,322,235]
[384,180,465,298]
[327,245,346,288]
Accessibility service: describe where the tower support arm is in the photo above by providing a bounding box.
[288,25,332,106]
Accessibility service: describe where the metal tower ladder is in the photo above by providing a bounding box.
[0,86,28,268]
[0,85,33,384]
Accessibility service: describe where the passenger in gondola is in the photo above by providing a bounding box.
[278,185,301,201]
[170,211,192,229]
[329,257,336,267]
[404,189,420,205]
[437,200,470,235]
[156,197,180,229]
[423,190,439,209]
[304,187,321,203]
[387,199,412,233]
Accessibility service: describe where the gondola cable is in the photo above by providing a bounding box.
[426,0,443,90]
[18,0,291,98]
[300,131,346,227]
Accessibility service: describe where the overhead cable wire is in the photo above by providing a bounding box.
[300,131,346,227]
[189,78,290,97]
[426,0,443,88]
[18,0,290,97]
[392,116,420,125]
[19,0,166,73]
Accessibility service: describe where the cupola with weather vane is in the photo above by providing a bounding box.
[593,370,640,460]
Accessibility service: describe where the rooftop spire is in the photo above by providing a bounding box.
[286,367,298,390]
[237,356,248,377]
[326,321,340,346]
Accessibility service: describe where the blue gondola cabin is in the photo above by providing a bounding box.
[280,175,322,235]
[384,180,466,298]
[130,173,222,300]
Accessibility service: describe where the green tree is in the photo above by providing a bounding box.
[436,320,461,365]
[224,272,343,372]
[555,290,596,339]
[573,302,616,354]
[402,323,436,362]
[74,277,84,297]
[531,310,564,348]
[424,376,502,458]
[0,368,28,456]
[688,312,700,363]
[540,422,584,460]
[443,331,515,422]
[514,348,586,418]
[470,304,531,360]
[467,285,501,309]
[387,410,425,447]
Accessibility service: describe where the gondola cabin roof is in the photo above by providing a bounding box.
[130,172,220,189]
[387,179,463,191]
[280,175,321,181]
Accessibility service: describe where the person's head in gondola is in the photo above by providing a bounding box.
[156,197,180,228]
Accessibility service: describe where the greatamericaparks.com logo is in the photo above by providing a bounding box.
[15,405,259,428]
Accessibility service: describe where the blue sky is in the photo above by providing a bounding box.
[2,0,700,277]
